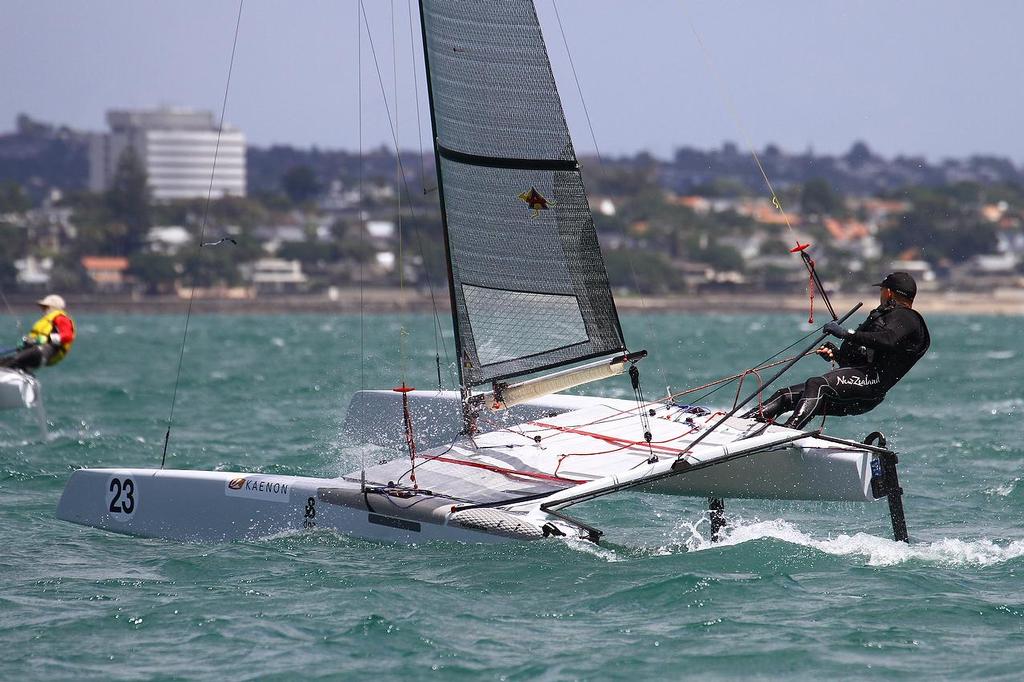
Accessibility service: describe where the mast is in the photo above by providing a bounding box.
[416,0,464,392]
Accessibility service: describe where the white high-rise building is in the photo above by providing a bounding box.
[89,107,246,200]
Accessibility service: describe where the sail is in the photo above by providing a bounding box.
[420,0,625,387]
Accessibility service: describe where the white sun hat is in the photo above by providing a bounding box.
[36,294,67,309]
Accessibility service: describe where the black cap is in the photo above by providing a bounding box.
[874,271,917,299]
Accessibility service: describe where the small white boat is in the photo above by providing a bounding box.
[0,368,40,410]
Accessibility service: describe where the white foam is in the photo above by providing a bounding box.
[660,517,711,554]
[562,536,623,561]
[685,518,1024,567]
[983,397,1023,416]
[986,477,1020,497]
[330,442,394,478]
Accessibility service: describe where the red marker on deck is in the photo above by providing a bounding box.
[393,384,418,487]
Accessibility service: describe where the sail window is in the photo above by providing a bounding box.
[462,285,587,366]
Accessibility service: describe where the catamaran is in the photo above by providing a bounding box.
[57,0,909,545]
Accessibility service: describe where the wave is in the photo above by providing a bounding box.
[684,518,1024,567]
[563,536,623,561]
[562,514,1024,567]
[985,477,1020,497]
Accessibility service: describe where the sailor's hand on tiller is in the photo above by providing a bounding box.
[823,320,852,339]
[816,342,838,361]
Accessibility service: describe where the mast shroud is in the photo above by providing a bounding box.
[417,0,465,389]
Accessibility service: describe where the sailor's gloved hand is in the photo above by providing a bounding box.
[48,332,61,346]
[816,341,839,362]
[823,321,852,339]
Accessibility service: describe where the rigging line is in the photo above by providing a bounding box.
[392,0,418,488]
[679,4,795,240]
[665,350,813,402]
[550,0,601,162]
[396,3,455,390]
[358,1,417,220]
[418,454,585,485]
[358,0,365,391]
[548,0,668,398]
[357,0,368,483]
[160,0,244,469]
[625,255,670,398]
[679,3,838,320]
[731,366,763,411]
[394,431,460,486]
[669,303,864,461]
[200,237,236,247]
[405,0,433,193]
[628,364,655,457]
[684,324,825,406]
[802,249,837,320]
[530,405,717,448]
[0,286,22,332]
[392,0,408,383]
[531,420,687,455]
[408,204,453,387]
[406,0,444,387]
[360,0,452,386]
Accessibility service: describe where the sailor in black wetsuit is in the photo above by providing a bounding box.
[744,272,930,429]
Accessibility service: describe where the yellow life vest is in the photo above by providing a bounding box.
[28,309,75,366]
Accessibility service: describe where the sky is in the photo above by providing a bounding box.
[3,0,1023,163]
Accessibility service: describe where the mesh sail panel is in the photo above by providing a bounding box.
[462,286,588,366]
[423,0,624,386]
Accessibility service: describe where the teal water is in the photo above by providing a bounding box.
[1,311,1021,680]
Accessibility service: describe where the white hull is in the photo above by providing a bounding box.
[57,468,578,544]
[0,368,40,410]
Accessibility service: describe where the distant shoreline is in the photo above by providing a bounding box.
[3,288,1023,316]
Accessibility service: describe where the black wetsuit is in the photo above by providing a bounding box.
[746,301,930,428]
[0,344,54,373]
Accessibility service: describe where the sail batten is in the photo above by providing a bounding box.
[420,0,624,387]
[437,143,578,172]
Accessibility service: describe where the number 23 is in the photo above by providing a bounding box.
[109,477,136,514]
